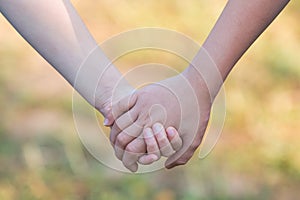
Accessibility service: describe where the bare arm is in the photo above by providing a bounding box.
[187,0,290,94]
[0,0,128,111]
[166,0,290,168]
[108,0,291,171]
[0,0,179,169]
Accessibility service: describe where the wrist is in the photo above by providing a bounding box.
[94,67,134,114]
[182,64,223,103]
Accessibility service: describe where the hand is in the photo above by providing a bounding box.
[96,75,183,171]
[110,67,212,171]
[137,124,182,166]
[110,121,182,171]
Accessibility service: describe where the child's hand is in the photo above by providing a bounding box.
[138,124,182,165]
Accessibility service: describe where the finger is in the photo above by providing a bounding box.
[114,122,143,160]
[102,105,114,127]
[96,99,113,127]
[116,110,138,130]
[165,149,195,169]
[126,163,138,173]
[165,132,202,169]
[122,138,146,171]
[107,92,137,126]
[138,128,160,165]
[144,127,161,158]
[110,124,120,146]
[138,154,159,165]
[153,123,174,157]
[166,127,182,151]
[110,109,138,144]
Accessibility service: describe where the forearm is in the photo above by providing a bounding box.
[0,0,121,106]
[187,0,290,97]
[204,0,289,79]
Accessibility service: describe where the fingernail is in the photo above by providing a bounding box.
[153,123,162,133]
[151,154,158,161]
[167,128,176,138]
[144,128,153,138]
[103,118,109,126]
[128,164,138,172]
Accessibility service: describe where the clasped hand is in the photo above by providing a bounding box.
[103,69,213,172]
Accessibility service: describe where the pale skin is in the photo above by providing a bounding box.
[0,0,183,166]
[0,0,291,172]
[109,0,290,172]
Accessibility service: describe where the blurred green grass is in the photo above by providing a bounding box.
[1,0,300,199]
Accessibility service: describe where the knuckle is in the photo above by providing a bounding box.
[123,110,138,124]
[110,130,119,144]
[112,123,121,133]
[114,117,122,127]
[111,120,118,129]
[158,137,169,147]
[167,152,175,157]
[173,144,182,152]
[129,111,138,122]
[177,143,183,151]
[114,150,123,160]
[116,134,128,148]
[109,133,116,144]
[161,150,172,157]
[175,138,183,148]
[147,143,157,153]
[126,144,137,153]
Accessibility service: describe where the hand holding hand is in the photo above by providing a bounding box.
[109,67,212,171]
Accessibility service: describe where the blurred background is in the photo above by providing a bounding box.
[1,0,300,199]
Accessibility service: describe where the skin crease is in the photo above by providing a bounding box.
[110,0,290,172]
[0,0,183,166]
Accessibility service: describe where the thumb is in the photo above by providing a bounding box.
[99,103,114,127]
[165,143,189,169]
[165,132,200,169]
[111,92,138,123]
[165,134,190,169]
[102,91,137,127]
